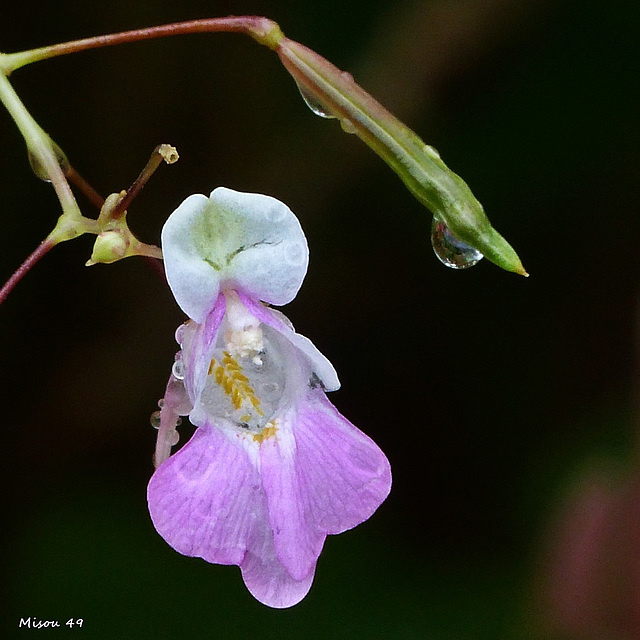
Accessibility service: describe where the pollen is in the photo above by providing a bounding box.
[208,354,264,416]
[253,421,278,443]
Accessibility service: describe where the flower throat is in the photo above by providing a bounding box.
[200,295,286,432]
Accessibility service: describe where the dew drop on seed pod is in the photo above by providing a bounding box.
[424,145,441,159]
[430,217,483,269]
[340,118,356,134]
[296,82,335,118]
[150,411,161,429]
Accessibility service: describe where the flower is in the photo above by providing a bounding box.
[148,187,391,608]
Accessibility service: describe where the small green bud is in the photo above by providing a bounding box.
[86,229,129,266]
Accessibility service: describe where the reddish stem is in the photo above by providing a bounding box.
[11,16,282,68]
[0,238,55,306]
[111,145,172,220]
[66,165,105,209]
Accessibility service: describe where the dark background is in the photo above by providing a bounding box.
[1,0,639,637]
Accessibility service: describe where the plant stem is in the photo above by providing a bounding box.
[0,14,526,275]
[0,72,83,229]
[2,17,283,71]
[110,144,178,220]
[66,165,105,209]
[0,238,55,306]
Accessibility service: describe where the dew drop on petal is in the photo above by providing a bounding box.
[430,217,483,269]
[283,240,306,265]
[150,410,161,429]
[296,82,336,119]
[167,430,180,446]
[174,323,186,345]
[260,381,280,399]
[172,358,185,380]
[265,203,287,223]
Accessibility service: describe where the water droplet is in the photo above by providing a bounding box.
[158,398,165,408]
[260,381,280,397]
[174,323,186,345]
[150,410,161,429]
[340,118,356,134]
[28,140,70,182]
[172,358,185,380]
[265,203,287,223]
[430,217,483,269]
[296,82,335,119]
[341,71,354,83]
[424,145,441,159]
[283,240,306,265]
[251,354,264,368]
[167,429,180,446]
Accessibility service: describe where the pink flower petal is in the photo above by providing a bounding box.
[240,517,315,608]
[148,424,318,608]
[260,390,391,581]
[181,293,226,411]
[147,425,260,565]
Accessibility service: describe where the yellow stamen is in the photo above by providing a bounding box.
[208,351,264,417]
[253,422,278,444]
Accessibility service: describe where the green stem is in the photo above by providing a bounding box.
[0,71,98,242]
[0,73,76,216]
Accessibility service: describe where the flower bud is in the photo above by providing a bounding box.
[86,229,129,266]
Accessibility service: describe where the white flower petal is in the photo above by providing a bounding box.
[283,330,340,391]
[161,194,223,323]
[237,293,340,391]
[161,187,309,322]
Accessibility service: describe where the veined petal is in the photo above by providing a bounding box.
[148,422,316,608]
[236,291,340,391]
[260,390,391,581]
[162,187,309,322]
[179,294,226,415]
[162,194,222,323]
[240,516,315,608]
[147,424,261,566]
[295,392,392,534]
